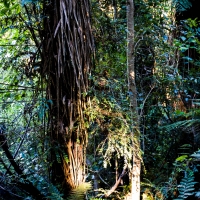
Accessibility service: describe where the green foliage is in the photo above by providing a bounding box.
[67,182,92,200]
[141,149,200,200]
[90,0,200,199]
[174,18,200,55]
[37,98,52,121]
[0,1,51,199]
[176,155,188,162]
[45,183,64,200]
[0,0,200,199]
[191,149,200,160]
[21,0,40,5]
[174,174,196,200]
[87,90,134,169]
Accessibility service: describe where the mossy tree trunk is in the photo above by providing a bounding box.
[42,0,93,194]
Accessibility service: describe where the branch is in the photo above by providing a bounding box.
[0,157,13,175]
[19,8,42,56]
[0,82,36,89]
[134,36,144,50]
[0,185,23,199]
[105,166,127,197]
[98,172,109,186]
[139,84,155,119]
[5,115,33,175]
[0,129,23,175]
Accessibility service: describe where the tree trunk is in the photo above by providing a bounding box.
[126,0,141,199]
[42,0,93,194]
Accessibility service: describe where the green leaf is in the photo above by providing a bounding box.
[182,56,193,61]
[3,0,10,8]
[0,8,9,16]
[176,155,188,162]
[180,36,186,41]
[180,46,189,52]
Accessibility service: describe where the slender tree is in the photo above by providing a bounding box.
[127,0,141,199]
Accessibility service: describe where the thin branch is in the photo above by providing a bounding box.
[0,157,13,175]
[0,101,35,104]
[0,44,36,46]
[134,36,144,50]
[0,185,23,199]
[19,8,42,56]
[5,114,33,175]
[105,166,127,197]
[98,172,109,186]
[0,82,36,89]
[139,84,155,119]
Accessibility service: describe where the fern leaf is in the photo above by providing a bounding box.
[173,0,192,12]
[175,174,196,199]
[162,119,200,132]
[191,150,200,160]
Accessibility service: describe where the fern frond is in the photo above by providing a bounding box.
[173,0,192,12]
[162,119,200,132]
[190,150,200,161]
[174,174,197,200]
[46,183,64,200]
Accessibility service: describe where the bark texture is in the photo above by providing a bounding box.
[42,0,94,193]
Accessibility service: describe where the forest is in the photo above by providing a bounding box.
[0,0,200,199]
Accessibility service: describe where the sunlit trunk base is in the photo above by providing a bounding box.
[131,160,141,199]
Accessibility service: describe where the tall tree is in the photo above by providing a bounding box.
[127,0,140,199]
[42,0,94,193]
